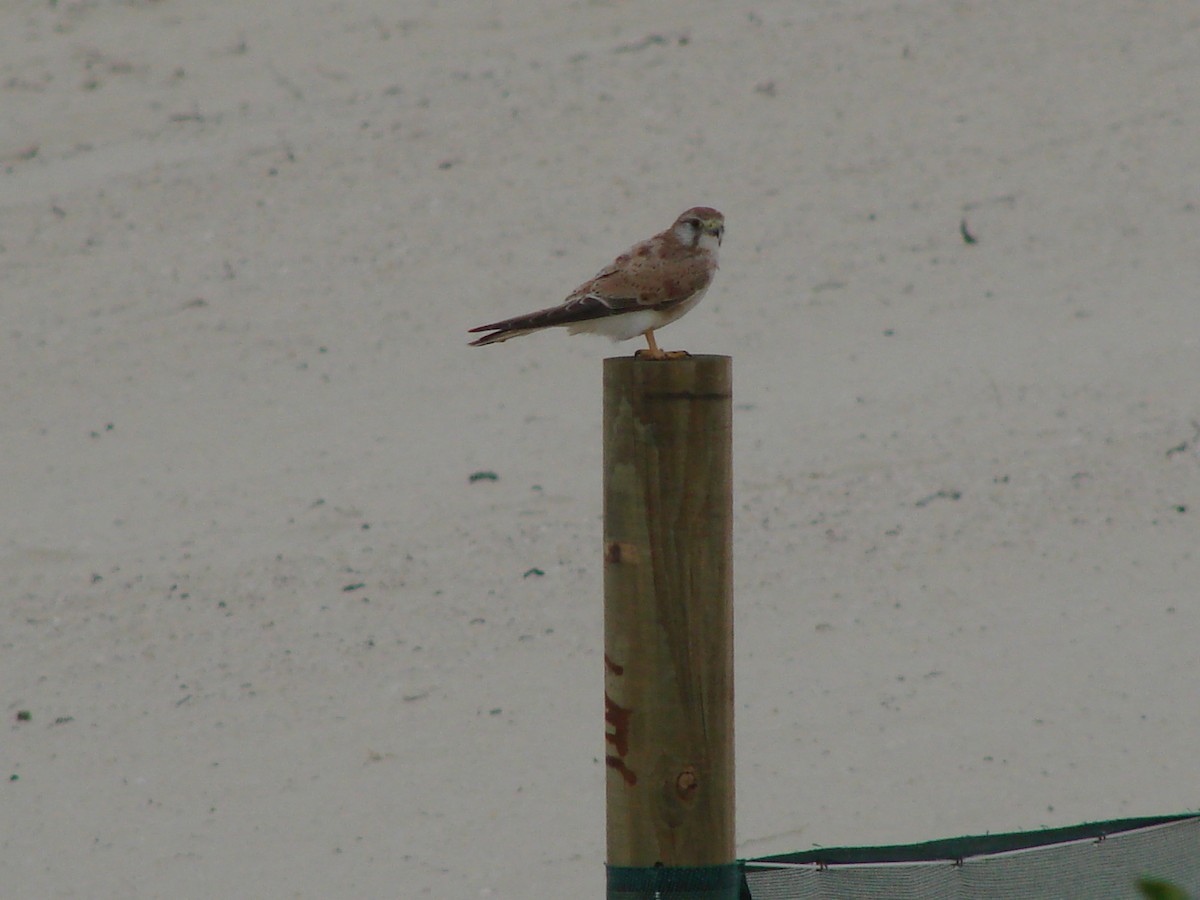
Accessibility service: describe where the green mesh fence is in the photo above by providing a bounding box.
[742,814,1200,899]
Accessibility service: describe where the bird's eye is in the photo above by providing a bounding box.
[686,218,700,229]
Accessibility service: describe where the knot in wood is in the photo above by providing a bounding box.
[675,766,699,801]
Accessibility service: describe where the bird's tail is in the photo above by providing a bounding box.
[467,326,538,346]
[467,303,573,346]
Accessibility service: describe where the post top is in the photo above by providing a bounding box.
[604,354,730,364]
[603,354,731,398]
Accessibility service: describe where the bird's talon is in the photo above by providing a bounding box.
[633,348,691,361]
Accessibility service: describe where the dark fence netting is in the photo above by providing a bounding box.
[741,814,1200,900]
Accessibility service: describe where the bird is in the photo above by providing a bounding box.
[468,207,724,359]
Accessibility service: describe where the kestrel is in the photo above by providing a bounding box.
[468,207,724,359]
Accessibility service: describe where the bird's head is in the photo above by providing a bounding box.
[673,207,724,253]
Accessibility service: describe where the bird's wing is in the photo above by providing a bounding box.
[574,241,713,312]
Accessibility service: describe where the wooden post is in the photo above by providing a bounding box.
[603,355,736,898]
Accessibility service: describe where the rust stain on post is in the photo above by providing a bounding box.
[605,691,637,785]
[604,540,639,564]
[604,692,633,758]
[606,756,638,787]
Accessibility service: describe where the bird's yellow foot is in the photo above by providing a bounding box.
[636,328,691,360]
[633,348,691,360]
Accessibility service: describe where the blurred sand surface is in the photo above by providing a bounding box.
[2,1,1198,896]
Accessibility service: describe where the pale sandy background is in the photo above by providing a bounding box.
[2,1,1199,897]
